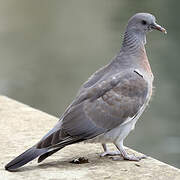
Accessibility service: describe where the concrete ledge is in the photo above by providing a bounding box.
[1,96,180,180]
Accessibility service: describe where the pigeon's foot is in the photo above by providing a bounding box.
[114,141,147,161]
[112,154,147,161]
[100,150,121,157]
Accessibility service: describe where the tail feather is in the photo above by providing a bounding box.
[38,148,62,163]
[5,147,47,171]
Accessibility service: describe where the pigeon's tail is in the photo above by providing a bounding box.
[5,147,48,171]
[38,147,62,163]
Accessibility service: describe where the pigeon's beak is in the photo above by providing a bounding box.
[150,22,167,34]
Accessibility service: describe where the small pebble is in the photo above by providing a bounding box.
[135,163,141,167]
[70,157,89,164]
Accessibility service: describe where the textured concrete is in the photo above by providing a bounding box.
[1,96,180,180]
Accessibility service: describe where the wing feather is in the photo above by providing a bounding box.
[36,70,148,149]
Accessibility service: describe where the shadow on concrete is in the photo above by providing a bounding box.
[7,154,121,173]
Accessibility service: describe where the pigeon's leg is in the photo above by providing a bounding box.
[100,143,121,157]
[112,140,147,161]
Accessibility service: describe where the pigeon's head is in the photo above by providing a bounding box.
[126,13,167,34]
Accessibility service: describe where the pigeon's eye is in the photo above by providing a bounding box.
[142,20,147,25]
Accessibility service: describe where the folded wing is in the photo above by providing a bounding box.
[37,70,148,150]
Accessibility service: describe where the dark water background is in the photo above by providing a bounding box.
[0,0,180,168]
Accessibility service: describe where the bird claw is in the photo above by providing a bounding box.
[100,151,121,157]
[111,154,147,161]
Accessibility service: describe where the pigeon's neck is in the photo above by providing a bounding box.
[116,29,152,74]
[121,29,146,54]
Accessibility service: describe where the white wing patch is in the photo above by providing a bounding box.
[134,69,143,78]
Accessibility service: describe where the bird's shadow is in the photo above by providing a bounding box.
[7,154,118,173]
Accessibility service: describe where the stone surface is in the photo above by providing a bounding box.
[1,95,180,180]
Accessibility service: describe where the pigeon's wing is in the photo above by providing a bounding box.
[36,64,114,147]
[36,70,149,149]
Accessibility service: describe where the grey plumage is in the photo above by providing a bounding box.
[5,147,47,170]
[5,13,166,171]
